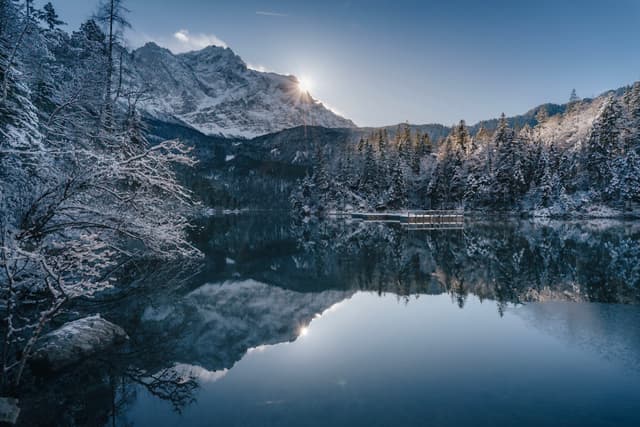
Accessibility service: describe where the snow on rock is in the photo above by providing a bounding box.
[30,315,128,373]
[123,43,355,138]
[0,397,20,425]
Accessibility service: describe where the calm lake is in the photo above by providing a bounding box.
[20,215,640,426]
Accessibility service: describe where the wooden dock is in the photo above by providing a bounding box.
[350,210,464,229]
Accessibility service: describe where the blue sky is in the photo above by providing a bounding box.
[56,0,640,127]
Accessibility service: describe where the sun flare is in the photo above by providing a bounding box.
[298,76,313,94]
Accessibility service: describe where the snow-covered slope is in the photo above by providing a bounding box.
[123,43,355,138]
[532,96,607,150]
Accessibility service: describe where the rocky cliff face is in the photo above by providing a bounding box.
[123,43,355,138]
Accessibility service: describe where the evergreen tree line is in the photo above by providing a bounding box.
[292,85,640,215]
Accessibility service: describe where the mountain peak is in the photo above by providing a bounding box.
[125,42,355,138]
[180,44,247,72]
[138,41,171,54]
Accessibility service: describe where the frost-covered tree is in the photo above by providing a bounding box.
[608,150,640,206]
[536,148,565,208]
[429,124,467,208]
[386,158,407,209]
[338,147,355,191]
[356,135,366,154]
[410,132,422,174]
[396,123,412,165]
[359,138,378,198]
[1,0,199,393]
[569,88,580,103]
[312,144,329,193]
[582,97,623,192]
[535,106,548,125]
[35,2,65,30]
[453,120,470,155]
[0,0,36,105]
[623,82,640,148]
[95,0,130,128]
[415,131,432,158]
[494,113,526,206]
[375,129,389,187]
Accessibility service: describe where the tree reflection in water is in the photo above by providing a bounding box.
[13,215,640,425]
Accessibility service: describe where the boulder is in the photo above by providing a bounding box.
[0,397,20,424]
[30,315,128,373]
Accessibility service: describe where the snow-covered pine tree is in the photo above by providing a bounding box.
[357,135,366,154]
[537,147,565,208]
[517,124,536,188]
[493,113,526,206]
[475,124,491,145]
[569,88,580,103]
[453,120,470,155]
[396,123,412,165]
[338,147,355,191]
[583,96,623,193]
[359,138,377,201]
[95,0,131,129]
[386,158,407,209]
[428,125,467,208]
[290,173,314,217]
[623,81,640,150]
[464,128,491,207]
[376,128,389,186]
[608,148,640,206]
[416,131,432,157]
[36,2,65,30]
[535,106,548,125]
[312,143,330,210]
[410,132,422,174]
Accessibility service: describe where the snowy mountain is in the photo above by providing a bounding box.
[139,280,354,371]
[123,43,356,138]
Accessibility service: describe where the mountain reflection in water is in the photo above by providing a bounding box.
[18,215,640,427]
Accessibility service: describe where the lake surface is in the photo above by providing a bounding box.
[20,215,640,426]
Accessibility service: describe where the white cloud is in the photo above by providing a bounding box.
[171,29,228,52]
[127,29,228,54]
[247,63,270,73]
[173,30,189,43]
[256,11,288,17]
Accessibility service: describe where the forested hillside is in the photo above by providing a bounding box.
[293,87,640,217]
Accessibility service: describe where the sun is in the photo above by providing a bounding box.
[298,76,313,94]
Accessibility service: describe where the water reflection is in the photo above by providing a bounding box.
[123,293,640,427]
[16,215,640,426]
[183,215,640,307]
